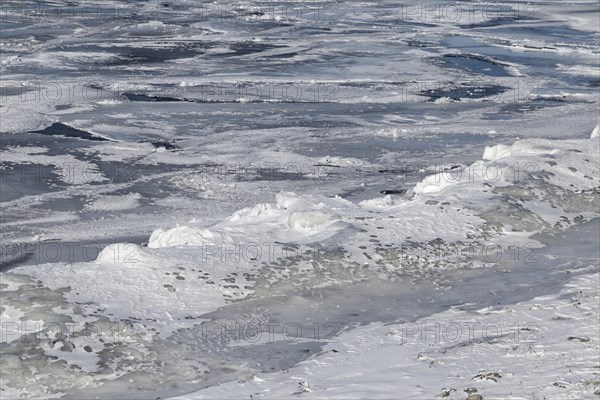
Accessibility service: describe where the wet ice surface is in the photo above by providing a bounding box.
[1,1,599,399]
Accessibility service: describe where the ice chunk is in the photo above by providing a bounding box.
[591,120,599,139]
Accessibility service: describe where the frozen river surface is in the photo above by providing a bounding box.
[0,1,599,399]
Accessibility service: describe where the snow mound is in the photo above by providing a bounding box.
[148,192,353,249]
[416,137,598,196]
[287,211,341,230]
[482,141,560,161]
[148,226,227,248]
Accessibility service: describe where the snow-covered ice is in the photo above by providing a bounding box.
[1,0,598,399]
